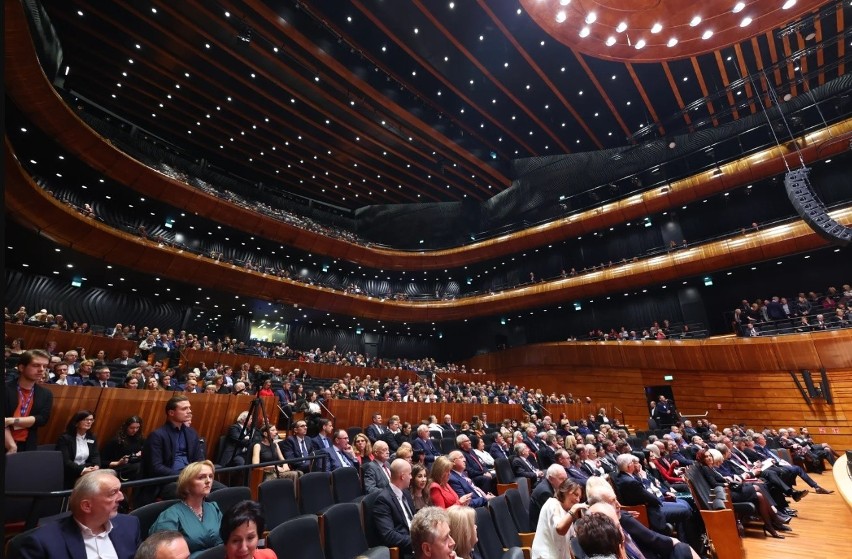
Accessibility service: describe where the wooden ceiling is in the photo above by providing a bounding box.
[32,1,852,210]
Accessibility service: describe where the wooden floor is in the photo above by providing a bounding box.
[741,465,850,559]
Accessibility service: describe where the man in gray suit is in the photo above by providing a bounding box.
[364,440,393,493]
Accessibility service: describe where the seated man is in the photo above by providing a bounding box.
[18,470,141,559]
[280,420,317,473]
[364,440,393,493]
[133,530,191,559]
[412,425,441,466]
[613,454,704,554]
[447,450,494,508]
[327,429,359,471]
[457,434,496,493]
[410,506,456,559]
[373,458,416,556]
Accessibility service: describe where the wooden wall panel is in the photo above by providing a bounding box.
[6,323,140,360]
[36,386,278,462]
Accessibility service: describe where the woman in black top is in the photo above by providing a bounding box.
[56,410,100,488]
[101,415,145,481]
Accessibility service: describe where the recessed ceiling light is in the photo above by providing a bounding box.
[635,39,646,49]
[782,0,797,9]
[702,29,713,39]
[605,36,616,46]
[668,38,678,47]
[690,16,702,27]
[740,16,752,27]
[585,12,597,24]
[616,21,627,33]
[555,11,567,23]
[579,26,591,38]
[733,2,746,13]
[651,23,662,33]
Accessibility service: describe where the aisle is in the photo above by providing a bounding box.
[741,466,850,559]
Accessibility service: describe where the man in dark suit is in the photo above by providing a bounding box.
[219,411,252,467]
[441,414,457,433]
[457,434,496,493]
[412,425,441,466]
[281,419,317,473]
[511,443,544,485]
[18,470,141,559]
[447,450,494,508]
[373,459,416,556]
[522,425,541,454]
[489,432,511,462]
[84,365,116,388]
[138,395,225,505]
[112,349,135,367]
[529,464,568,528]
[5,349,53,452]
[364,440,393,493]
[365,412,387,444]
[327,429,359,471]
[312,418,335,453]
[537,433,558,469]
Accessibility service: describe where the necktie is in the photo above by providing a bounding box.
[338,450,350,467]
[470,452,483,471]
[466,475,487,498]
[400,496,413,526]
[300,439,308,457]
[623,531,646,559]
[382,463,391,480]
[102,382,108,388]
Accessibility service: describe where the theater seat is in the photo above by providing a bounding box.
[323,502,389,559]
[267,515,324,559]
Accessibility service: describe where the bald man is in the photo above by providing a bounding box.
[373,458,416,554]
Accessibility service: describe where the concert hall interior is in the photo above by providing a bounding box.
[4,0,852,557]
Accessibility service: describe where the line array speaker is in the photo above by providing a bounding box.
[784,167,851,247]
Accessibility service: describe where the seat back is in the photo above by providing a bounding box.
[322,502,369,559]
[514,477,531,508]
[346,426,363,442]
[213,435,228,466]
[361,490,384,548]
[440,437,457,455]
[5,526,40,558]
[332,466,363,503]
[4,450,64,528]
[259,478,300,531]
[504,488,530,532]
[488,495,522,548]
[474,506,509,559]
[299,471,334,514]
[494,458,515,485]
[131,499,178,538]
[207,486,251,516]
[267,514,324,559]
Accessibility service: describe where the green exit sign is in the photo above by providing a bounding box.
[664,375,674,381]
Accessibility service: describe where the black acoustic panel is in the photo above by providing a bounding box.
[784,168,852,247]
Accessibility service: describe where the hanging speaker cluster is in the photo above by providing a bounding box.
[784,167,851,247]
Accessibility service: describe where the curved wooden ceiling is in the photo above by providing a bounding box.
[21,0,851,211]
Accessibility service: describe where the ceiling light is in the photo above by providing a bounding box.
[616,21,627,33]
[702,29,713,39]
[690,16,702,27]
[740,16,752,26]
[579,26,590,37]
[733,2,745,13]
[605,36,616,46]
[635,39,646,49]
[585,12,597,24]
[651,23,662,33]
[782,0,796,9]
[560,0,571,5]
[667,37,679,47]
[555,11,567,23]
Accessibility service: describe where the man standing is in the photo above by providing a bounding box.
[364,440,393,493]
[18,469,141,559]
[373,459,416,555]
[5,349,53,453]
[410,507,456,559]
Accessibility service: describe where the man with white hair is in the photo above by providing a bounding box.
[19,470,141,559]
[586,482,700,559]
[530,463,568,528]
[219,410,252,467]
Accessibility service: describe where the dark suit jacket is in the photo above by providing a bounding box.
[219,422,250,466]
[4,381,53,451]
[280,436,316,473]
[373,487,414,553]
[84,379,116,388]
[56,432,101,488]
[448,470,488,508]
[619,512,679,559]
[522,436,541,454]
[327,446,358,471]
[365,423,385,443]
[614,472,665,532]
[462,449,489,479]
[143,422,203,477]
[18,513,141,559]
[364,460,392,493]
[537,445,557,469]
[412,437,441,465]
[489,442,510,462]
[529,478,554,528]
[511,456,539,482]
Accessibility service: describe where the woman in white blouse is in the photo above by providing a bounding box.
[472,436,495,468]
[530,479,587,559]
[56,410,100,488]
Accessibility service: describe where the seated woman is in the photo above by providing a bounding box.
[531,479,586,559]
[647,442,685,486]
[696,449,789,539]
[352,433,373,467]
[471,436,495,469]
[150,460,224,558]
[252,424,300,481]
[429,456,472,508]
[220,500,276,559]
[56,410,100,488]
[410,463,432,512]
[101,416,145,482]
[446,505,478,559]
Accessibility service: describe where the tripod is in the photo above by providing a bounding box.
[229,396,270,484]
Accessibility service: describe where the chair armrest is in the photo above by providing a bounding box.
[518,532,535,547]
[497,483,518,495]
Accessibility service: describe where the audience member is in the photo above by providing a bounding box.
[5,349,54,453]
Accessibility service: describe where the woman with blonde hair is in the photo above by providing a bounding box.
[429,456,472,508]
[149,460,223,558]
[352,433,373,466]
[446,505,477,559]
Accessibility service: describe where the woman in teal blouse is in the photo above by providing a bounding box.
[149,460,223,558]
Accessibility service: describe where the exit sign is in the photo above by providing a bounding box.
[664,375,674,381]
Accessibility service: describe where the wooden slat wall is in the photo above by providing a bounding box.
[35,385,279,461]
[6,324,139,361]
[463,330,852,448]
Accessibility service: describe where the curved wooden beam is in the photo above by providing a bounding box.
[5,0,852,271]
[7,138,852,323]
